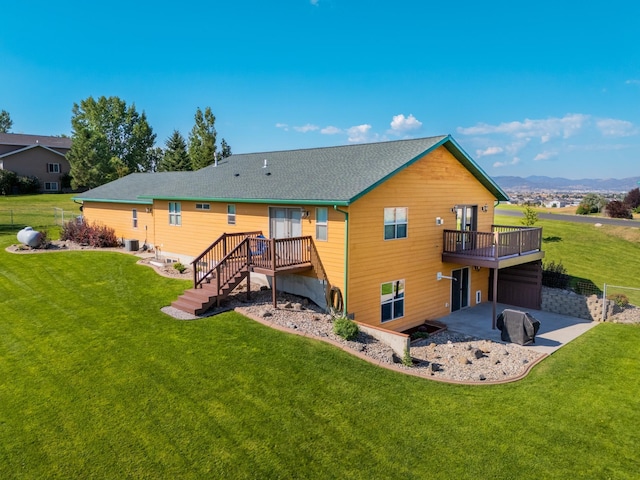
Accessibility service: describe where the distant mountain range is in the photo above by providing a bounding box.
[493,176,640,192]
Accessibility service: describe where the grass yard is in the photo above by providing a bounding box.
[0,194,80,234]
[496,213,640,303]
[0,204,639,478]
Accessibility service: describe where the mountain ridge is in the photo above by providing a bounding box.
[494,175,640,192]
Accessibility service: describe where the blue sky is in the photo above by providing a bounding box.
[2,0,639,179]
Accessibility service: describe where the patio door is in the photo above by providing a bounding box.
[456,205,477,251]
[451,267,470,312]
[269,207,303,264]
[269,207,302,239]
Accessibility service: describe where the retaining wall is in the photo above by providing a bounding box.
[541,287,616,321]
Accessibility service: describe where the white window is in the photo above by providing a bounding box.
[169,202,181,225]
[47,163,61,173]
[316,207,328,241]
[132,209,138,228]
[227,204,236,225]
[195,203,210,210]
[44,182,59,191]
[381,280,405,323]
[384,207,407,240]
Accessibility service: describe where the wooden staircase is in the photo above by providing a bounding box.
[170,231,329,316]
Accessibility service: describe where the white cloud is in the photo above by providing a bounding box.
[625,79,640,86]
[533,151,557,161]
[389,114,422,134]
[347,124,372,143]
[293,124,319,133]
[476,146,504,157]
[596,118,637,137]
[458,114,590,142]
[493,157,520,168]
[310,0,320,5]
[275,123,289,131]
[320,126,342,135]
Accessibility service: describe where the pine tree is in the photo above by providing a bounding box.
[0,109,12,133]
[159,130,191,171]
[188,107,217,170]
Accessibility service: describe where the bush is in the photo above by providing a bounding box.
[17,175,41,194]
[332,316,359,341]
[60,219,118,248]
[542,260,570,289]
[607,293,629,308]
[605,200,633,219]
[0,170,17,195]
[173,262,186,273]
[575,204,591,215]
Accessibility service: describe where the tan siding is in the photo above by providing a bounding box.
[347,145,497,331]
[82,203,154,244]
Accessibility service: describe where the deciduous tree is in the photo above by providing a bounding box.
[623,187,640,210]
[0,109,12,133]
[67,96,156,189]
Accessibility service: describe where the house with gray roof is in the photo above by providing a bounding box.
[75,135,544,335]
[0,133,72,192]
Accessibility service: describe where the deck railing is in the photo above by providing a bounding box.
[443,225,542,260]
[192,231,262,288]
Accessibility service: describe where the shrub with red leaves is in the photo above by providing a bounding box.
[60,219,119,248]
[605,200,633,219]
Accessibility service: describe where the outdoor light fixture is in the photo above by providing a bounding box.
[481,204,489,212]
[450,206,457,214]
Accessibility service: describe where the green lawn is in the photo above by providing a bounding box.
[496,213,640,302]
[0,194,80,235]
[0,204,639,478]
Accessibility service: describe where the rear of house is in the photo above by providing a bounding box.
[75,135,544,333]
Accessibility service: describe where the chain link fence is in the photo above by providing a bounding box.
[0,207,81,232]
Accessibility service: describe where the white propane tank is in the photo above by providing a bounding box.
[17,227,43,248]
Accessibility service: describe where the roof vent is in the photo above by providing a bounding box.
[263,159,268,168]
[265,171,271,176]
[234,173,239,177]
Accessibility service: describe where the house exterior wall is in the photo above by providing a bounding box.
[82,202,154,245]
[0,148,70,192]
[83,199,347,296]
[346,145,496,331]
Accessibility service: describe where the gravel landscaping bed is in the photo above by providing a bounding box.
[162,284,546,384]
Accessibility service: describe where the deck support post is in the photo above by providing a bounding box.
[492,267,498,329]
[271,275,277,308]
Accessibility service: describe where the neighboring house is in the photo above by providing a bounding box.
[0,133,72,192]
[74,135,544,333]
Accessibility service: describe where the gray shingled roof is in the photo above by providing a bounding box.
[0,133,72,149]
[75,135,509,205]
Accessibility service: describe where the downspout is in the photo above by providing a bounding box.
[333,205,349,317]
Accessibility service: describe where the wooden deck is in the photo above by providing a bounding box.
[442,225,544,268]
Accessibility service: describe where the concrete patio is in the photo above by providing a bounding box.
[438,302,599,355]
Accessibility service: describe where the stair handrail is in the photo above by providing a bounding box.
[191,231,262,288]
[213,237,251,301]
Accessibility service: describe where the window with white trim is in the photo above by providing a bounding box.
[315,207,328,241]
[195,203,210,210]
[384,207,407,240]
[47,163,61,173]
[132,209,138,228]
[44,182,59,191]
[381,280,405,323]
[227,204,236,225]
[169,202,181,225]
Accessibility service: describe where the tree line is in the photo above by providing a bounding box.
[1,97,232,190]
[576,189,640,219]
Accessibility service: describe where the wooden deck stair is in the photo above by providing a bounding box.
[171,267,249,315]
[170,232,327,316]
